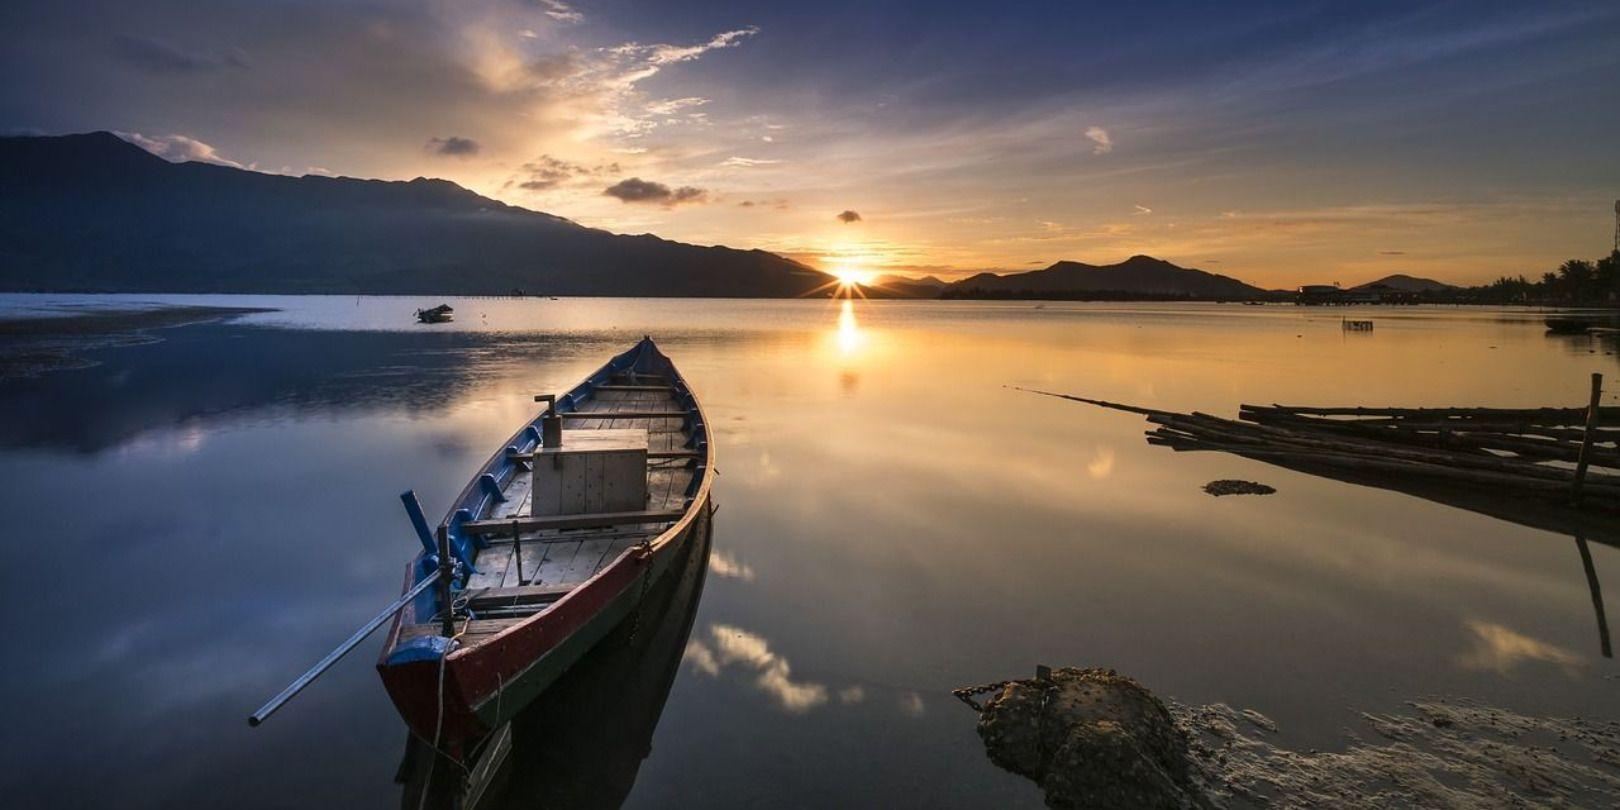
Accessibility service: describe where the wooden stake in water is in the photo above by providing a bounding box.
[1574,373,1604,505]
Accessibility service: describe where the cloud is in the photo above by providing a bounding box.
[685,624,828,713]
[603,177,708,206]
[110,34,247,73]
[645,96,709,116]
[1379,250,1408,255]
[708,549,755,581]
[533,0,583,23]
[1133,204,1153,215]
[738,198,791,210]
[114,131,244,168]
[425,136,480,156]
[506,154,617,191]
[1085,126,1113,155]
[837,210,862,223]
[720,156,781,168]
[837,686,866,704]
[613,27,758,74]
[898,691,926,717]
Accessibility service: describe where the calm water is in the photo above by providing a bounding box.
[2,295,1618,808]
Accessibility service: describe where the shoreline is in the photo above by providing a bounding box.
[0,304,275,380]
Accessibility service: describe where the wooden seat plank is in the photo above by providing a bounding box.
[460,509,686,536]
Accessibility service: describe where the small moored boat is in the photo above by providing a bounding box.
[416,304,454,324]
[376,337,713,748]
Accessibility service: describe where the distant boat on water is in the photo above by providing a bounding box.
[415,304,454,324]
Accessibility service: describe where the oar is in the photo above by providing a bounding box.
[248,569,442,726]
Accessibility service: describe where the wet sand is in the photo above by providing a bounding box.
[0,305,271,379]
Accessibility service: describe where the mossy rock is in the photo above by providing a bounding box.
[975,667,1205,810]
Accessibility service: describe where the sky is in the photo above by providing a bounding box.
[2,0,1617,288]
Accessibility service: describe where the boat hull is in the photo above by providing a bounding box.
[378,493,708,746]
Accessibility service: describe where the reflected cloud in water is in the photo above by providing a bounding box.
[684,624,830,713]
[1086,446,1116,479]
[708,548,756,581]
[1456,621,1586,676]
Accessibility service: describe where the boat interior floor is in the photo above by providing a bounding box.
[399,372,696,646]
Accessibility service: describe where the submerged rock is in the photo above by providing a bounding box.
[1203,479,1276,497]
[961,667,1620,808]
[968,667,1207,809]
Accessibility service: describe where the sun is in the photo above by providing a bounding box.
[831,266,874,288]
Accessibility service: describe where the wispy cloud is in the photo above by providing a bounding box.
[720,156,781,168]
[1085,126,1113,155]
[114,131,244,168]
[534,0,583,23]
[110,34,247,74]
[505,154,618,191]
[646,97,709,116]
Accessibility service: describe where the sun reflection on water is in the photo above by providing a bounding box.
[835,299,865,355]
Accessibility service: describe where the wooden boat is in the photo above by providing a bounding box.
[416,304,455,324]
[376,336,713,749]
[399,486,714,808]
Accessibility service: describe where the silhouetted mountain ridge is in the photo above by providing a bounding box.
[945,255,1264,298]
[1350,274,1454,292]
[0,132,830,296]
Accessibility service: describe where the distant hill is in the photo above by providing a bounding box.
[864,273,947,298]
[943,255,1264,299]
[0,132,831,296]
[1350,274,1455,293]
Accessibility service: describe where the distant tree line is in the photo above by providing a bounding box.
[1461,250,1620,305]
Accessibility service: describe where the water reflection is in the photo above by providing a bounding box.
[684,624,831,714]
[400,508,714,809]
[834,299,864,355]
[0,325,590,453]
[1071,393,1620,661]
[4,298,1619,808]
[1456,620,1586,676]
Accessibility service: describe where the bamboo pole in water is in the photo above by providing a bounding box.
[1575,373,1604,504]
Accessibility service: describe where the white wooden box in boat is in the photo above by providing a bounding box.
[532,428,649,515]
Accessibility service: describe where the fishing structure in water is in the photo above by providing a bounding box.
[1016,375,1619,660]
[1016,373,1620,511]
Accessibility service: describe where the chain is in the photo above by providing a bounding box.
[952,680,1014,712]
[625,542,654,645]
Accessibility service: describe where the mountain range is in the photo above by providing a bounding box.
[1349,274,1454,293]
[940,256,1267,299]
[0,132,829,296]
[1,131,1441,300]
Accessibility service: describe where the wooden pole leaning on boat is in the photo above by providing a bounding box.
[1574,373,1604,505]
[437,526,456,638]
[248,568,442,727]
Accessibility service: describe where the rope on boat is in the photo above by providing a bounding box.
[413,611,474,810]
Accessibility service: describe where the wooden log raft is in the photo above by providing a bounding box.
[1013,384,1620,511]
